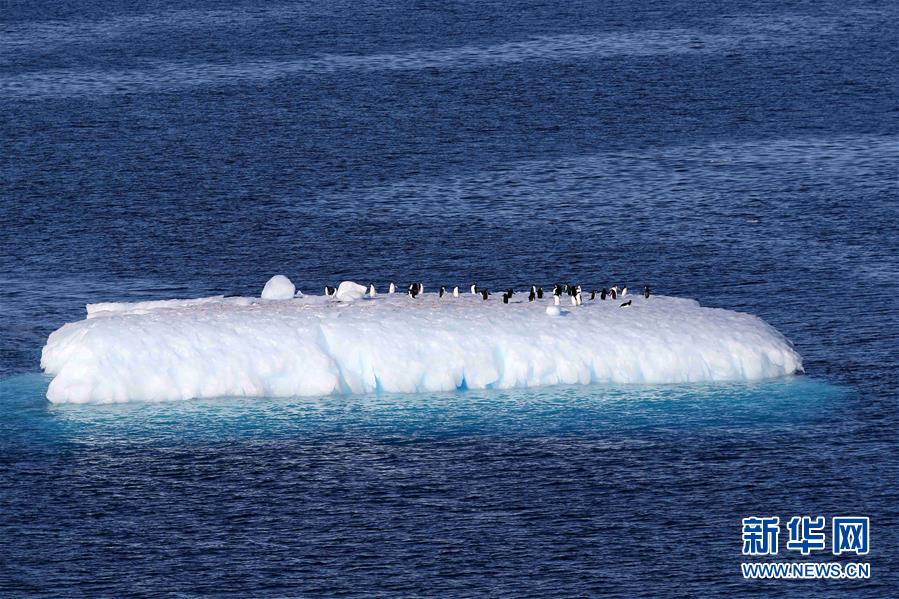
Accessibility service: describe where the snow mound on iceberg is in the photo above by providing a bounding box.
[41,292,802,403]
[260,275,296,300]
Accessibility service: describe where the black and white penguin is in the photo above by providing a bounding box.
[610,288,617,300]
[528,289,536,302]
[600,288,607,300]
[537,287,544,299]
[453,286,460,297]
[388,282,396,294]
[570,294,578,306]
[439,286,446,298]
[643,286,651,299]
[502,293,510,304]
[368,284,377,297]
[620,299,632,308]
[553,284,563,297]
[408,282,421,299]
[621,286,628,297]
[481,289,490,300]
[590,290,596,301]
[471,283,478,295]
[325,286,337,297]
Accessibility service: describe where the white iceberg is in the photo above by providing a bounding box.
[40,292,803,403]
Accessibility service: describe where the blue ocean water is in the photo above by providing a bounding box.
[1,0,897,596]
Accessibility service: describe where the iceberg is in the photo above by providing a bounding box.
[40,289,803,403]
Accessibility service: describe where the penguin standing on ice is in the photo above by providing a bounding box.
[453,286,460,297]
[481,289,490,300]
[368,284,377,297]
[554,294,561,306]
[620,299,632,308]
[502,292,510,304]
[537,287,544,299]
[600,288,607,300]
[590,290,596,301]
[388,282,396,294]
[610,287,617,300]
[528,288,536,302]
[621,286,628,297]
[325,286,337,297]
[553,284,563,298]
[408,282,422,299]
[439,286,446,298]
[471,283,478,295]
[643,286,652,299]
[570,294,578,306]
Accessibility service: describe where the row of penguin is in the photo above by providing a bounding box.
[324,282,651,307]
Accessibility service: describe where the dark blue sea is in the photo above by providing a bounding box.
[2,0,897,596]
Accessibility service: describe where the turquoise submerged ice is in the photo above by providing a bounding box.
[40,288,803,403]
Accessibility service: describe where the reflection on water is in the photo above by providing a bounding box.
[1,373,849,447]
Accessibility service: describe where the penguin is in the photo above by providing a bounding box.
[471,283,478,295]
[419,283,424,295]
[388,282,396,294]
[600,288,607,300]
[537,287,544,299]
[620,300,632,308]
[368,284,377,297]
[530,285,537,296]
[439,286,446,298]
[452,286,460,297]
[643,286,651,299]
[570,294,577,306]
[621,286,628,297]
[408,282,421,299]
[502,293,510,304]
[325,286,337,297]
[554,295,561,306]
[576,292,583,306]
[528,289,536,302]
[610,288,617,300]
[590,290,596,301]
[481,289,490,300]
[553,284,563,297]
[506,288,514,298]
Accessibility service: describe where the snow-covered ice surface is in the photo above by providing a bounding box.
[41,291,803,403]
